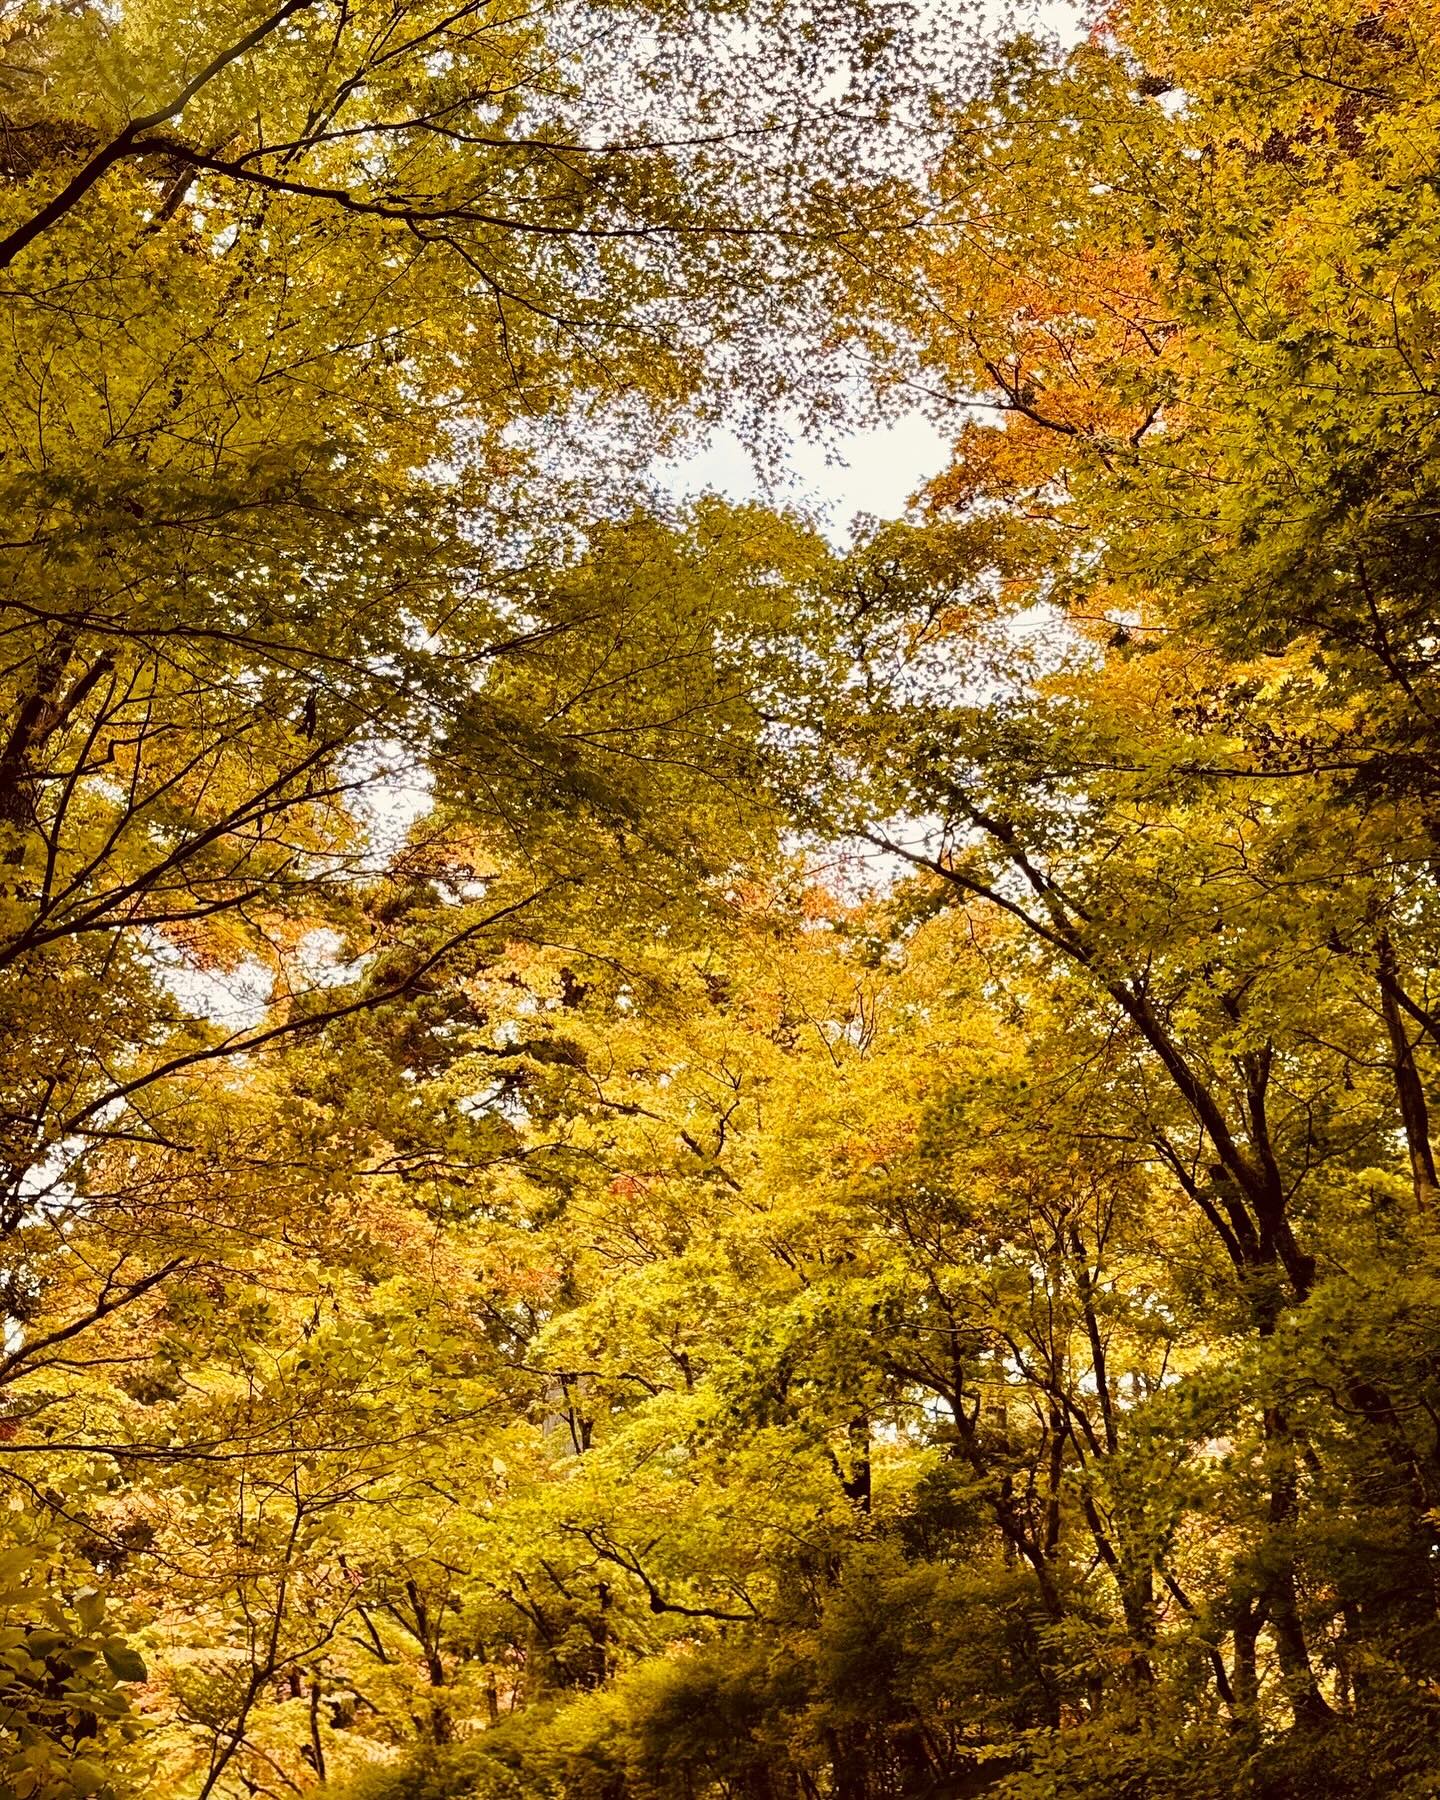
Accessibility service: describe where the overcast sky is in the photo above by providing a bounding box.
[661,407,954,544]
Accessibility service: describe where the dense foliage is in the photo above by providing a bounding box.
[2,0,1440,1795]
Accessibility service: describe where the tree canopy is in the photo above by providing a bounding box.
[2,0,1440,1797]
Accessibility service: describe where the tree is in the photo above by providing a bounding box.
[16,0,1440,1793]
[0,0,927,1788]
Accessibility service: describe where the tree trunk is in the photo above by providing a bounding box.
[1377,932,1438,1212]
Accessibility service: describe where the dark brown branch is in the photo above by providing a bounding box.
[0,0,320,271]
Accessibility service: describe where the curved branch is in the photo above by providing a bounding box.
[0,0,320,272]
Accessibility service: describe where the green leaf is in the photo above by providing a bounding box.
[100,1646,146,1685]
[72,1592,103,1635]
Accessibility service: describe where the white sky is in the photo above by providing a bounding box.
[661,407,953,544]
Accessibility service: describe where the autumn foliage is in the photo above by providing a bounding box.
[0,0,1439,1797]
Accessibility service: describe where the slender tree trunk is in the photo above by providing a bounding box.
[825,1726,867,1800]
[1377,932,1438,1212]
[1261,1401,1334,1731]
[307,1680,326,1784]
[1230,1596,1262,1743]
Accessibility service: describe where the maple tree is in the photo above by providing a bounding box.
[5,0,1440,1796]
